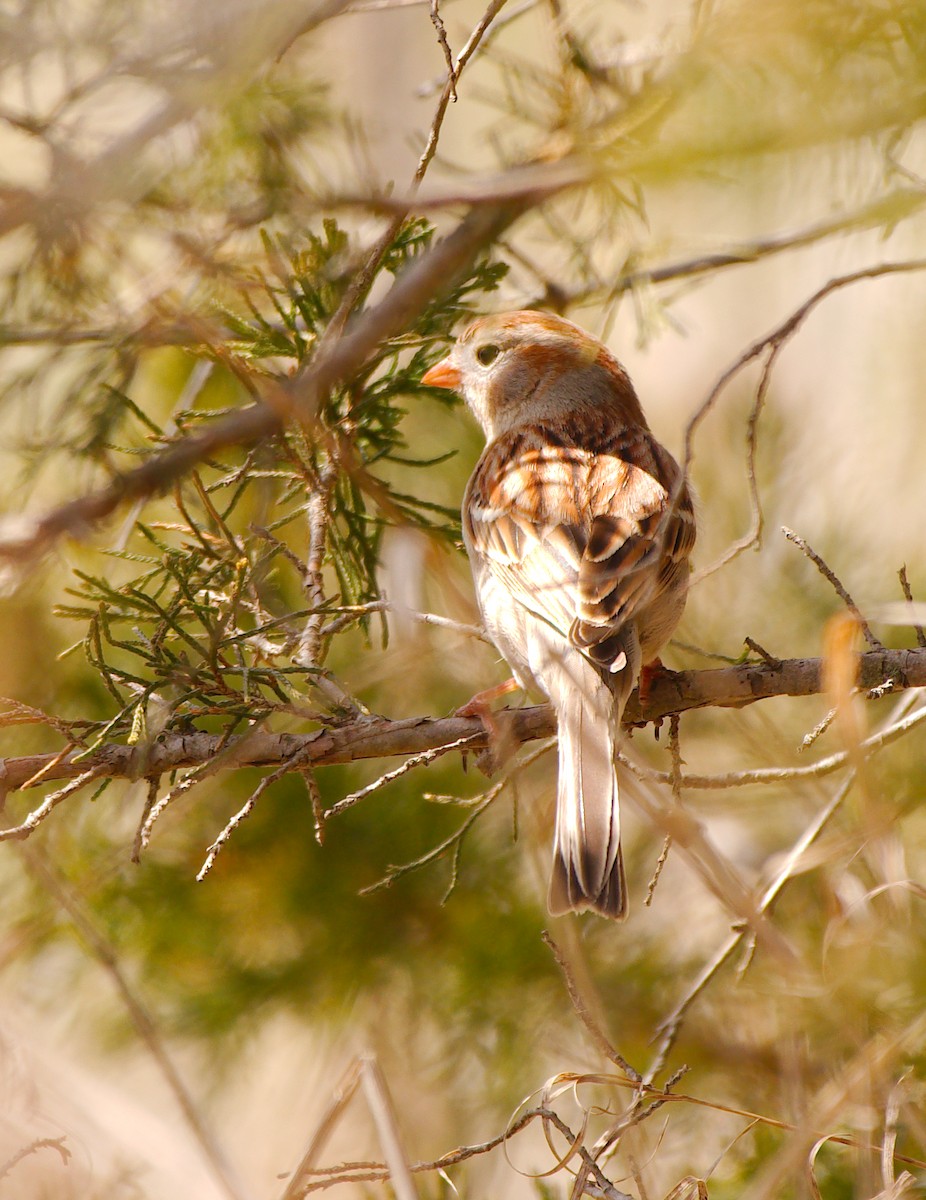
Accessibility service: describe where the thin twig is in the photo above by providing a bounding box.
[137,724,270,851]
[642,702,926,789]
[743,637,781,669]
[416,0,508,180]
[798,707,837,753]
[360,788,496,894]
[318,599,488,643]
[359,738,554,894]
[303,768,326,845]
[646,714,681,904]
[18,742,79,791]
[0,767,106,841]
[645,836,672,907]
[782,526,881,649]
[684,261,926,536]
[197,743,320,879]
[296,455,339,669]
[898,566,926,648]
[524,190,926,311]
[325,733,480,819]
[131,776,160,863]
[429,0,457,101]
[542,931,641,1080]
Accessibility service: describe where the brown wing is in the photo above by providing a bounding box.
[573,436,696,671]
[464,415,694,673]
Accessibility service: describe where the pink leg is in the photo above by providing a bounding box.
[454,676,520,718]
[455,677,521,776]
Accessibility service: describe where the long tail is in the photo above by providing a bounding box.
[548,684,626,920]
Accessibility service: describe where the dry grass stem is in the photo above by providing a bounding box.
[18,845,252,1200]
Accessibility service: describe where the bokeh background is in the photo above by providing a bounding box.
[1,1,925,1197]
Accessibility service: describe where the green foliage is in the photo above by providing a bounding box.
[52,217,505,739]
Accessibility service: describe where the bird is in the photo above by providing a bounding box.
[421,310,695,919]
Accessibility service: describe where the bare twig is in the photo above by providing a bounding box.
[416,0,508,180]
[684,261,926,577]
[360,738,553,895]
[429,0,458,101]
[0,766,107,841]
[131,776,160,863]
[703,327,773,573]
[137,724,262,851]
[525,190,926,311]
[542,931,641,1081]
[326,733,480,818]
[296,455,339,669]
[743,638,781,668]
[644,835,672,907]
[782,526,881,648]
[303,768,326,845]
[643,702,926,790]
[646,714,682,904]
[197,743,320,878]
[319,600,488,643]
[898,566,926,648]
[798,707,837,752]
[360,785,496,894]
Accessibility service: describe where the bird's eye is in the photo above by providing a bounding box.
[476,344,500,366]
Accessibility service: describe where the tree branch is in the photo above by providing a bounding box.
[0,196,539,565]
[1,648,924,809]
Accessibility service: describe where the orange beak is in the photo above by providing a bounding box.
[421,355,462,391]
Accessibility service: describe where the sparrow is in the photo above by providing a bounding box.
[422,310,695,919]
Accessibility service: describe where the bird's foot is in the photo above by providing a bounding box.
[638,657,674,710]
[455,677,521,776]
[454,676,520,718]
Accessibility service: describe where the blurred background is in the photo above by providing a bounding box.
[1,1,925,1197]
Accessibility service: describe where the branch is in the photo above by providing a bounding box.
[0,196,539,565]
[520,188,926,311]
[1,648,924,808]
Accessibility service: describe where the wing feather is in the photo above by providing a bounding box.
[463,415,694,679]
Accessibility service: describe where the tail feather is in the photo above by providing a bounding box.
[548,690,627,920]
